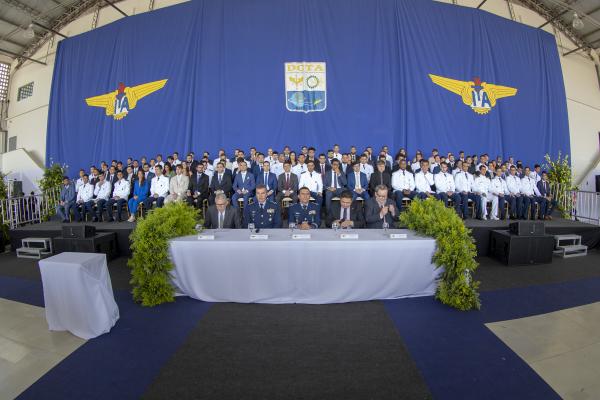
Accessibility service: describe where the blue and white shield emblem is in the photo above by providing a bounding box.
[285,62,326,113]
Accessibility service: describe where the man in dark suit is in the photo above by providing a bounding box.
[325,190,365,228]
[209,162,233,204]
[323,159,347,211]
[204,193,241,229]
[106,166,118,195]
[347,162,370,201]
[255,161,278,202]
[365,185,397,229]
[288,187,320,229]
[315,154,332,176]
[187,163,209,208]
[276,161,299,204]
[537,171,556,220]
[369,160,392,196]
[242,185,281,228]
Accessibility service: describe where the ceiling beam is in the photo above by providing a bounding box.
[0,0,50,23]
[0,46,45,64]
[581,27,600,39]
[103,0,128,17]
[477,0,488,9]
[563,38,600,56]
[538,8,569,29]
[32,21,68,39]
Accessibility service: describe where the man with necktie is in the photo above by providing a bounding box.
[325,190,365,228]
[276,161,299,204]
[369,160,392,197]
[243,185,281,228]
[204,193,241,229]
[209,162,233,204]
[434,162,461,214]
[347,161,370,201]
[365,185,397,229]
[232,160,256,208]
[298,160,324,209]
[391,159,416,212]
[537,171,556,220]
[323,159,348,211]
[187,163,209,208]
[288,187,321,229]
[255,161,278,202]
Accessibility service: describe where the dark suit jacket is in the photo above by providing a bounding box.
[347,171,369,190]
[323,170,348,189]
[277,172,299,193]
[210,172,233,195]
[537,180,551,197]
[314,162,332,175]
[325,201,366,228]
[364,198,397,229]
[190,173,209,196]
[368,170,392,195]
[204,205,241,229]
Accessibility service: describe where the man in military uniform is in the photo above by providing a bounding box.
[287,187,320,229]
[243,185,282,228]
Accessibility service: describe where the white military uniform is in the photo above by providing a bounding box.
[473,175,491,219]
[391,169,415,193]
[489,176,508,220]
[505,174,522,196]
[112,179,131,199]
[94,181,112,202]
[292,163,308,179]
[414,171,435,194]
[150,175,170,197]
[454,171,474,193]
[75,177,85,193]
[299,171,323,194]
[77,182,94,203]
[520,176,541,197]
[359,162,374,180]
[434,171,455,193]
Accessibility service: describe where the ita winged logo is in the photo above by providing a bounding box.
[285,62,326,113]
[85,79,167,120]
[429,74,517,115]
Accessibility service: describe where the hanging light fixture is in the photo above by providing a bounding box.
[572,12,584,30]
[23,23,35,39]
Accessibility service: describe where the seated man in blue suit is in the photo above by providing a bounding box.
[323,159,347,211]
[537,171,556,220]
[243,185,281,228]
[255,160,278,202]
[346,161,370,201]
[56,176,77,222]
[288,187,320,229]
[231,159,256,208]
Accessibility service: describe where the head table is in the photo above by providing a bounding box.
[169,229,440,304]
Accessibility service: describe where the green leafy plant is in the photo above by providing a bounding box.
[399,197,480,311]
[543,152,573,218]
[128,202,201,306]
[37,163,66,221]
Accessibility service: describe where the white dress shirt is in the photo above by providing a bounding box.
[520,176,541,196]
[473,175,491,196]
[151,175,170,197]
[299,171,323,193]
[391,169,415,192]
[271,162,284,176]
[359,163,374,180]
[415,171,435,193]
[292,163,307,178]
[112,179,131,199]
[454,171,474,193]
[434,171,455,193]
[75,177,85,192]
[77,183,94,202]
[490,177,508,196]
[505,174,522,195]
[529,171,541,183]
[94,181,112,201]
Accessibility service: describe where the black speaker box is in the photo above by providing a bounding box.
[595,175,600,193]
[61,224,96,238]
[53,232,117,260]
[490,230,554,265]
[509,221,545,236]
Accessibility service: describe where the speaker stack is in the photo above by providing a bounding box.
[53,225,117,260]
[490,221,554,265]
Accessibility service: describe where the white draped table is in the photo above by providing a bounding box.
[169,229,440,304]
[39,252,119,339]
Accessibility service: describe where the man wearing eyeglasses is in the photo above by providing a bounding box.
[204,193,241,229]
[365,185,397,229]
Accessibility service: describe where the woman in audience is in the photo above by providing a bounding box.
[289,151,297,166]
[127,170,150,222]
[164,163,175,178]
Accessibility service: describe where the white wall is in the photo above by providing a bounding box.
[3,0,600,188]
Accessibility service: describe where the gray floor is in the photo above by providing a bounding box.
[487,302,600,400]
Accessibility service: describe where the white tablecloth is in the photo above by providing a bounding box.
[39,252,119,339]
[169,229,440,304]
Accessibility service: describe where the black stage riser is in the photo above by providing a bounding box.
[9,225,133,257]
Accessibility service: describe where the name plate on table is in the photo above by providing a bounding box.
[340,233,359,239]
[389,233,407,239]
[250,234,269,240]
[292,234,311,240]
[197,234,215,240]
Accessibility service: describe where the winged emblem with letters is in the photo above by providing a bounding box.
[429,74,517,115]
[85,79,167,120]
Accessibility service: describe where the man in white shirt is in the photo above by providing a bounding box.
[171,152,182,166]
[165,164,190,204]
[292,154,308,178]
[143,165,170,211]
[489,167,508,220]
[472,165,492,219]
[93,174,112,222]
[75,169,86,193]
[434,162,461,213]
[332,144,342,162]
[391,159,416,212]
[505,165,524,219]
[359,154,374,180]
[73,174,95,222]
[529,164,542,184]
[106,170,131,222]
[414,160,435,199]
[520,166,546,220]
[454,162,478,219]
[271,153,285,176]
[299,160,324,209]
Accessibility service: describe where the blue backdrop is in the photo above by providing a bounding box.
[46,0,570,174]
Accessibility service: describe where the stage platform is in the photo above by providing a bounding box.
[8,218,600,258]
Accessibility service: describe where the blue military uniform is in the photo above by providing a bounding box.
[243,200,282,228]
[288,202,320,228]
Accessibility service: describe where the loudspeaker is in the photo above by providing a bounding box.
[53,232,117,260]
[490,230,554,265]
[509,221,545,236]
[61,224,96,239]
